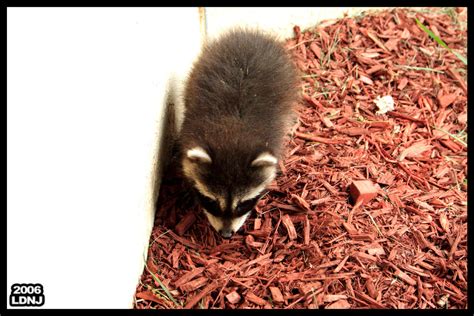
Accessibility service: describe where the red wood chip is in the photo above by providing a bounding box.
[184,281,220,309]
[439,213,450,233]
[254,217,262,230]
[366,278,377,299]
[180,277,208,292]
[309,42,322,59]
[269,287,285,303]
[281,214,298,240]
[135,8,467,310]
[303,215,310,245]
[175,212,197,236]
[397,78,408,90]
[354,290,386,308]
[174,267,205,288]
[438,93,457,108]
[246,292,268,306]
[384,38,400,51]
[359,75,374,85]
[325,299,351,309]
[394,270,417,286]
[225,291,241,304]
[136,291,164,304]
[349,180,378,206]
[290,193,311,212]
[398,142,433,161]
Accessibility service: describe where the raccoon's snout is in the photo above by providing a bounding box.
[219,228,234,239]
[203,209,251,238]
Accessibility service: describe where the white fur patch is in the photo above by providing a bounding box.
[229,212,251,233]
[251,152,278,167]
[182,158,217,201]
[186,147,212,163]
[194,179,217,200]
[215,196,226,210]
[203,209,224,232]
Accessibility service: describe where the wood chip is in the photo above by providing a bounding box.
[184,281,220,309]
[398,142,433,161]
[180,276,208,292]
[397,77,408,90]
[325,299,351,309]
[135,8,467,310]
[281,214,298,240]
[439,213,450,233]
[394,269,417,286]
[349,180,378,206]
[174,267,205,288]
[225,291,241,304]
[136,291,165,305]
[269,287,285,303]
[295,131,347,144]
[175,212,197,236]
[366,278,377,299]
[438,93,457,108]
[246,292,268,306]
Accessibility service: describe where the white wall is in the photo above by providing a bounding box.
[7,7,202,308]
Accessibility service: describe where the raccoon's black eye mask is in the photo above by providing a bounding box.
[193,189,221,215]
[235,189,268,216]
[235,195,261,216]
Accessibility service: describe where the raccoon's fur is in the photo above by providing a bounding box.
[179,28,299,238]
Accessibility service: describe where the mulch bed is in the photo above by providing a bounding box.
[134,8,467,309]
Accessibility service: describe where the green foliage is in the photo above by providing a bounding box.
[415,17,467,65]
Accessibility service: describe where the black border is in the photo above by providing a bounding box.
[3,3,472,315]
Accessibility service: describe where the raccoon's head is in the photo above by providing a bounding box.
[182,146,277,238]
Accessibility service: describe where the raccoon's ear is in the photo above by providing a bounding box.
[186,147,212,164]
[251,152,278,167]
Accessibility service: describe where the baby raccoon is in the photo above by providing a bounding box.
[180,29,299,238]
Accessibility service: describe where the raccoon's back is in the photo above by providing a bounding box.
[183,29,298,138]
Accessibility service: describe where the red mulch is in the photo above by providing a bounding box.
[134,8,467,309]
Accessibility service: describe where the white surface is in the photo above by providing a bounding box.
[7,7,202,308]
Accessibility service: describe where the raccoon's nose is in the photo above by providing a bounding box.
[219,229,233,239]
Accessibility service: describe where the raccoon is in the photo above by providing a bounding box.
[180,29,299,238]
